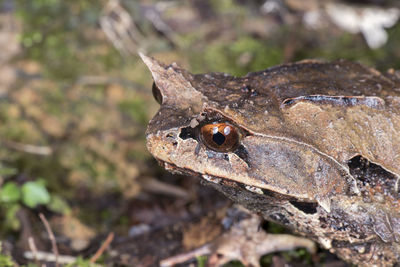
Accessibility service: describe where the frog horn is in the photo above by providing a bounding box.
[139,53,204,110]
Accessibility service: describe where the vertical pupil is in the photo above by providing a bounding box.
[212,132,226,146]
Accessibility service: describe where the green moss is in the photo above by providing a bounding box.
[16,0,119,80]
[118,98,149,125]
[0,247,16,267]
[190,36,283,75]
[210,0,246,16]
[296,23,400,71]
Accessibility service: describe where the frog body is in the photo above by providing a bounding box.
[141,54,400,266]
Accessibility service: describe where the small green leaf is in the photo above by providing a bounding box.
[47,195,71,214]
[0,252,16,267]
[21,181,50,208]
[197,255,208,267]
[0,182,21,203]
[5,203,21,231]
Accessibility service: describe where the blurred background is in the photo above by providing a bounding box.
[0,0,399,266]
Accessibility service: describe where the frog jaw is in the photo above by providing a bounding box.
[146,123,337,213]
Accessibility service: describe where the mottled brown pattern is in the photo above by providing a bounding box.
[141,54,400,266]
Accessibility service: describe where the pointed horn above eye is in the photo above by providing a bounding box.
[139,53,205,110]
[139,52,168,78]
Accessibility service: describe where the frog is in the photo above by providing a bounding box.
[140,53,400,266]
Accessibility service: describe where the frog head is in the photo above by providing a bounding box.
[141,53,355,213]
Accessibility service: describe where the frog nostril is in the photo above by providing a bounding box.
[166,133,175,138]
[165,133,178,146]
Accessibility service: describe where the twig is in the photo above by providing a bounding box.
[160,244,211,267]
[3,140,52,155]
[39,213,59,267]
[24,251,76,264]
[90,232,114,263]
[100,0,140,56]
[28,237,40,266]
[140,177,189,199]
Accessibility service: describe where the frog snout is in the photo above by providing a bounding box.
[164,132,178,147]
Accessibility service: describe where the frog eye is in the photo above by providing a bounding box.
[200,123,240,152]
[152,82,163,104]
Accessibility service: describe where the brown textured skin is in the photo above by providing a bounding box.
[141,54,400,266]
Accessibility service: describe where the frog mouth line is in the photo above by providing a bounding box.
[162,160,321,215]
[160,160,252,189]
[160,160,315,203]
